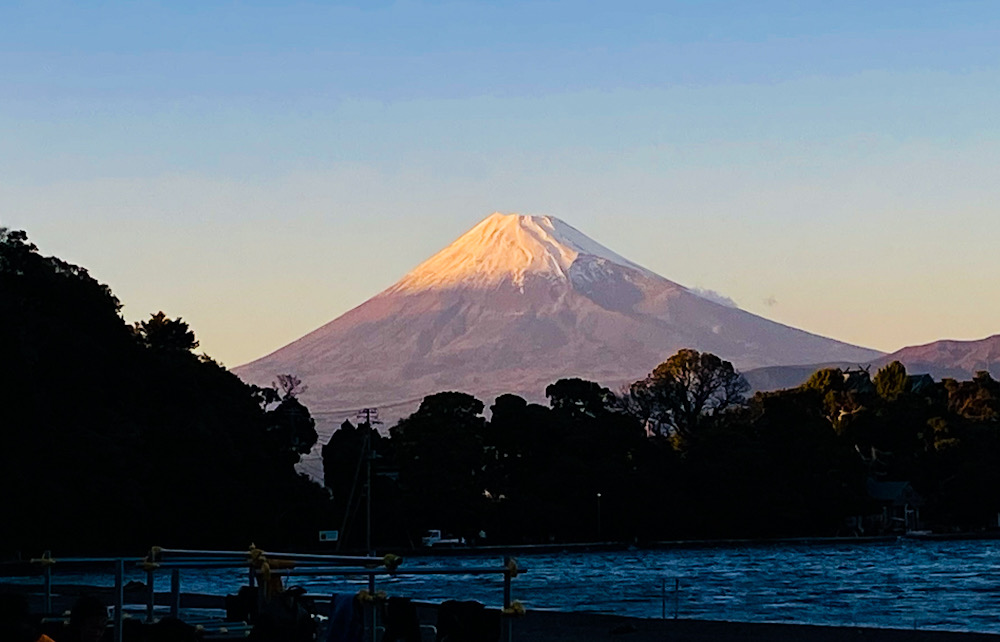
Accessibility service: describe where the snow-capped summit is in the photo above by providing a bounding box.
[235,212,882,476]
[388,212,654,293]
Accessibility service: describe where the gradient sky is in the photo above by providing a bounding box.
[4,1,999,368]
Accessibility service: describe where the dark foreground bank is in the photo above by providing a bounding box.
[511,610,1000,642]
[6,583,999,641]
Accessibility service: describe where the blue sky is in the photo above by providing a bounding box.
[4,1,1000,367]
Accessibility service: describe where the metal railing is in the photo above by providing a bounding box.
[2,547,525,642]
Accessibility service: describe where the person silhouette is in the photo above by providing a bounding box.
[65,596,109,642]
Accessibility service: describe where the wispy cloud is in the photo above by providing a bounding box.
[691,287,739,309]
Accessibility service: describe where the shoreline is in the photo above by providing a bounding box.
[7,531,1000,563]
[400,533,977,557]
[6,584,1000,641]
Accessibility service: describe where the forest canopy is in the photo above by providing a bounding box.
[325,356,1000,547]
[0,229,331,555]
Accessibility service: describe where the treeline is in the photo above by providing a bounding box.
[326,355,1000,548]
[5,227,1000,556]
[0,229,331,556]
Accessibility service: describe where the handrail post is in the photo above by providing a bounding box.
[503,557,513,642]
[368,571,377,642]
[43,563,52,614]
[503,565,512,609]
[114,559,124,642]
[146,567,156,623]
[170,569,180,618]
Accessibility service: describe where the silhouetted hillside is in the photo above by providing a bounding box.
[0,229,330,555]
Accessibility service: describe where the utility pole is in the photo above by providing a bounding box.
[357,408,382,555]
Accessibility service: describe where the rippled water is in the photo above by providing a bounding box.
[11,539,1000,633]
[309,539,1000,633]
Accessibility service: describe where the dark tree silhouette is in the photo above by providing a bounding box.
[134,311,199,352]
[390,392,486,540]
[804,367,846,394]
[264,395,319,465]
[545,378,617,417]
[274,373,307,399]
[0,229,331,554]
[628,349,749,443]
[874,361,909,401]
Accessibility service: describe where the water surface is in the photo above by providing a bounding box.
[11,539,1000,633]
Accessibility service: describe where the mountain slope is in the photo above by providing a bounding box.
[235,214,881,440]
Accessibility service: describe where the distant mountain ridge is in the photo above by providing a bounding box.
[877,335,1000,380]
[743,335,1000,392]
[234,213,882,478]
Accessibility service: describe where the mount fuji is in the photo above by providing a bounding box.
[235,213,880,466]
